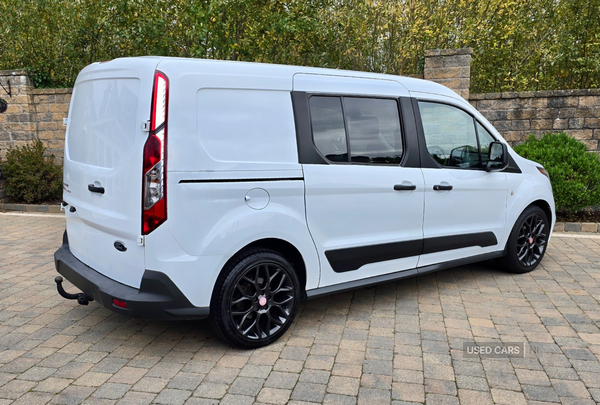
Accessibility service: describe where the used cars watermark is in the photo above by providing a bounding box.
[463,342,527,358]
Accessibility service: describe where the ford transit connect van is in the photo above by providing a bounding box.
[54,57,555,348]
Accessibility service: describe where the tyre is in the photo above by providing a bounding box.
[498,205,549,274]
[210,249,300,349]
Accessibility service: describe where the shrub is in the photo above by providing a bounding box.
[2,140,63,204]
[513,133,600,213]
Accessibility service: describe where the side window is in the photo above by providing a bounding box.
[419,101,479,169]
[345,98,403,164]
[309,96,403,165]
[309,96,348,162]
[476,122,496,166]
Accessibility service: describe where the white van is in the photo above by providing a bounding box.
[54,57,555,348]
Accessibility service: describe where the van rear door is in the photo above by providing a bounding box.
[63,58,160,288]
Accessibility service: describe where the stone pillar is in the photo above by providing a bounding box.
[424,48,473,100]
[0,70,37,160]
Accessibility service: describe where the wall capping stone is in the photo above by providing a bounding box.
[31,88,73,95]
[0,69,27,76]
[471,88,600,100]
[425,48,473,57]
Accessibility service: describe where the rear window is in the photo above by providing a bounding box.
[68,78,140,168]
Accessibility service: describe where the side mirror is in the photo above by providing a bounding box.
[485,142,509,172]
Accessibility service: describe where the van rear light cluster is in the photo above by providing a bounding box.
[142,71,169,235]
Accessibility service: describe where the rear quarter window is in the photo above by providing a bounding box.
[196,89,298,163]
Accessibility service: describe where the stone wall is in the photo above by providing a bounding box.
[470,90,600,152]
[0,70,36,159]
[424,48,472,100]
[0,70,70,161]
[31,88,71,160]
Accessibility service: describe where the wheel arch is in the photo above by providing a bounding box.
[215,238,308,298]
[529,199,553,227]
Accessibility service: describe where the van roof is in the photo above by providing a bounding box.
[92,56,464,102]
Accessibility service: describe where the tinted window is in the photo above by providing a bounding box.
[419,102,480,168]
[345,98,403,164]
[476,122,496,166]
[309,97,348,162]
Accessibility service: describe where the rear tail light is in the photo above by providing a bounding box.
[112,298,127,309]
[142,71,169,235]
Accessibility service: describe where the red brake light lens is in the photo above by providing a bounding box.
[142,71,168,235]
[112,298,127,308]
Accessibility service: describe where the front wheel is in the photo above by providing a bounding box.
[210,249,300,349]
[498,205,550,273]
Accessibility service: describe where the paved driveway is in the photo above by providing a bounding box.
[0,213,599,405]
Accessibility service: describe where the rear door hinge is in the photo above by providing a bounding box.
[137,235,145,246]
[141,121,150,132]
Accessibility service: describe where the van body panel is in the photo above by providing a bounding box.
[303,164,425,287]
[196,89,298,164]
[417,169,508,267]
[293,73,409,96]
[155,59,297,173]
[64,58,159,288]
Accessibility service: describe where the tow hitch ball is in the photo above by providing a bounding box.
[55,276,93,305]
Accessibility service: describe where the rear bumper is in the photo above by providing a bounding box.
[54,231,209,320]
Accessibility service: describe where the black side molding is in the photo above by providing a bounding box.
[326,240,423,273]
[325,232,498,273]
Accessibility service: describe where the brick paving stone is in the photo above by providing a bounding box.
[220,393,254,405]
[167,372,204,390]
[457,389,493,405]
[2,216,600,404]
[52,385,95,405]
[323,393,357,405]
[11,391,53,405]
[264,371,298,389]
[256,387,291,404]
[131,376,169,393]
[290,381,326,402]
[92,383,131,399]
[115,391,155,405]
[228,376,264,396]
[327,376,360,396]
[153,388,191,405]
[193,381,228,399]
[360,373,392,389]
[391,382,424,402]
[357,387,390,405]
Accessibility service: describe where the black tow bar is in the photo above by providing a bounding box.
[55,276,93,305]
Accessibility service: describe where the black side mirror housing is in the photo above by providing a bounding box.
[486,141,509,172]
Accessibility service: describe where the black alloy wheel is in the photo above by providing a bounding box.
[516,212,548,267]
[498,205,550,274]
[211,249,300,349]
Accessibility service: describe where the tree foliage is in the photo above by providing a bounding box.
[1,0,599,92]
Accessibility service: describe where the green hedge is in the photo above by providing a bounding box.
[513,133,600,213]
[2,140,63,204]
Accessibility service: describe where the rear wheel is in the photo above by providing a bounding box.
[211,249,300,349]
[498,205,549,273]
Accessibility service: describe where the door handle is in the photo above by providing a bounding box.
[394,184,417,191]
[88,184,105,194]
[433,184,453,191]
